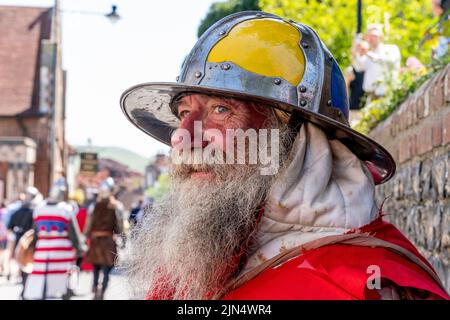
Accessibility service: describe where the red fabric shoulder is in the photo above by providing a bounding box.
[349,217,434,270]
[223,218,450,300]
[223,244,449,300]
[223,253,359,300]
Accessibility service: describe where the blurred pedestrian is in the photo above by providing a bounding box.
[347,36,368,111]
[3,193,25,229]
[23,179,85,300]
[346,35,369,127]
[0,202,7,276]
[7,187,43,297]
[344,65,366,110]
[86,188,99,216]
[134,197,153,226]
[128,199,143,227]
[85,177,123,300]
[352,24,401,103]
[3,193,29,281]
[432,0,450,15]
[68,192,87,270]
[7,187,42,251]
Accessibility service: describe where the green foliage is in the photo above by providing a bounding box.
[197,0,260,37]
[353,57,450,134]
[146,173,169,200]
[420,9,450,48]
[352,73,429,134]
[259,0,435,68]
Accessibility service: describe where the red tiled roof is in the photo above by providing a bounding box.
[0,6,52,116]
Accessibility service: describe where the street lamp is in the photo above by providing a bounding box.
[105,5,121,24]
[56,1,122,24]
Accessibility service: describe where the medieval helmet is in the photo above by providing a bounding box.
[98,177,115,199]
[48,177,67,202]
[120,11,395,184]
[24,186,43,206]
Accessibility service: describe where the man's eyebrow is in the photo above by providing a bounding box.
[172,95,245,109]
[210,96,246,108]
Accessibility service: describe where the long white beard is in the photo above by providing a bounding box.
[121,123,295,300]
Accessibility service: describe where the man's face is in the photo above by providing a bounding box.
[171,94,272,179]
[431,0,443,16]
[18,192,26,202]
[364,33,381,49]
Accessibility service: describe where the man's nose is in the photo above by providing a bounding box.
[171,112,208,149]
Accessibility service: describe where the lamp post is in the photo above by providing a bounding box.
[50,0,121,195]
[357,0,362,34]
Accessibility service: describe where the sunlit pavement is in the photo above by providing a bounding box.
[0,276,21,300]
[0,269,130,300]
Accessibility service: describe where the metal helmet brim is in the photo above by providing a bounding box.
[120,82,395,184]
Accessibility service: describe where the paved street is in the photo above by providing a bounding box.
[0,269,129,300]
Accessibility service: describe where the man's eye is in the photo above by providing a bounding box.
[178,110,190,119]
[213,105,229,114]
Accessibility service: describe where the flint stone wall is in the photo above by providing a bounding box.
[369,63,450,292]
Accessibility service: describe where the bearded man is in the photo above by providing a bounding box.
[119,12,449,300]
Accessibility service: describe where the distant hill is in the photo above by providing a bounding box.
[75,145,149,174]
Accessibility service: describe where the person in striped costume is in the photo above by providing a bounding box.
[23,178,84,300]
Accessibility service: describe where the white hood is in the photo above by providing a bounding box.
[242,122,379,274]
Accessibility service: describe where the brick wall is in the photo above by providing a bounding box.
[0,5,66,199]
[369,63,450,292]
[0,117,51,196]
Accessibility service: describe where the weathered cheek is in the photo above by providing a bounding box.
[223,130,236,155]
[221,113,262,153]
[231,104,270,130]
[248,111,271,129]
[224,113,254,130]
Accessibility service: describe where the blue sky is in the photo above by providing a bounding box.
[0,0,218,158]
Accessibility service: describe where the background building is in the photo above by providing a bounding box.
[0,5,66,201]
[75,157,144,211]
